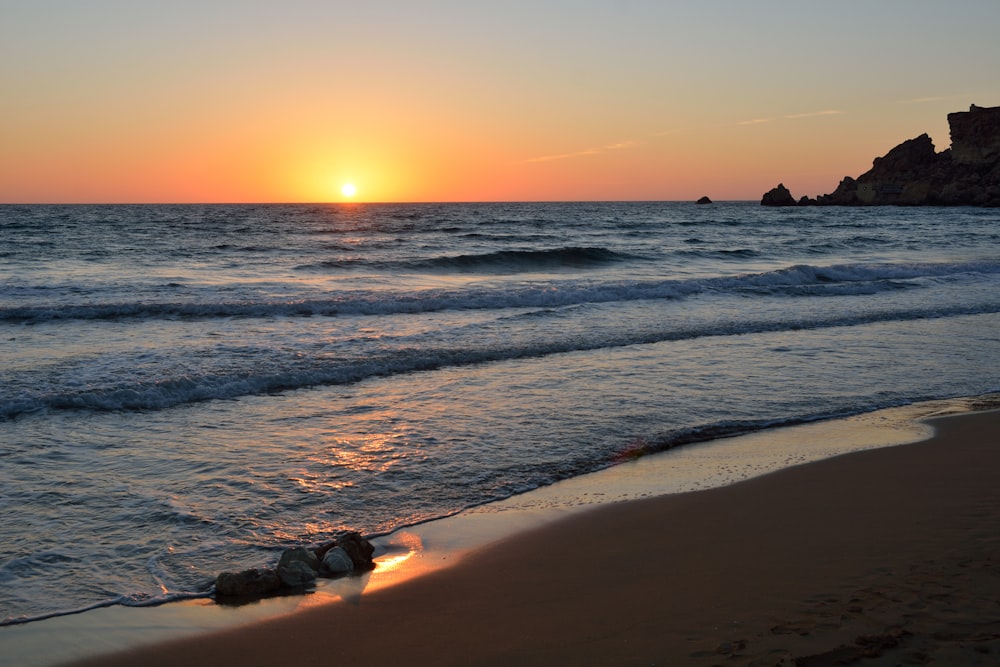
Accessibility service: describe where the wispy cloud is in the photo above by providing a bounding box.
[784,109,843,119]
[738,109,844,125]
[523,140,638,164]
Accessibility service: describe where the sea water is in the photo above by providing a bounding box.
[2,201,999,625]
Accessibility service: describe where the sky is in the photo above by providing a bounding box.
[2,1,999,203]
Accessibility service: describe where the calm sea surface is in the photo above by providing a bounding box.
[2,202,999,624]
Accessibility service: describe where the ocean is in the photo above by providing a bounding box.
[2,201,999,627]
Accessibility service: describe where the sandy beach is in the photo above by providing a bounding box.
[59,408,1000,666]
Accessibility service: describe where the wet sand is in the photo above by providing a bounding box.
[64,408,1000,666]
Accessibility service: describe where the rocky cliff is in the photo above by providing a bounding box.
[762,104,1000,207]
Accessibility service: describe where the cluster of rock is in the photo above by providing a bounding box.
[214,531,375,599]
[762,104,1000,207]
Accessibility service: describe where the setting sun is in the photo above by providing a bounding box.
[341,183,357,198]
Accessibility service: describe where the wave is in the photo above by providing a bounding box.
[3,260,998,325]
[405,246,635,272]
[0,590,212,627]
[678,248,760,259]
[298,246,637,273]
[613,411,868,462]
[5,299,999,420]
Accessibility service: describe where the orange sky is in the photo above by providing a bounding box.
[2,1,999,203]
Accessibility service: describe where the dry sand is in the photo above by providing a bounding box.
[67,409,1000,666]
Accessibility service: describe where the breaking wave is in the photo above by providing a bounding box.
[4,260,998,324]
[4,299,998,420]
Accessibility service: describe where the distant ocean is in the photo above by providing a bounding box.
[2,202,1000,626]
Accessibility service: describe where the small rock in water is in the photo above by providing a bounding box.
[337,531,376,571]
[215,568,281,597]
[277,560,318,588]
[277,546,321,573]
[322,546,354,574]
[275,546,321,587]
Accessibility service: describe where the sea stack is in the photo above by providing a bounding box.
[760,183,797,206]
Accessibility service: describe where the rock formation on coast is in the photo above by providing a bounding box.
[762,104,1000,207]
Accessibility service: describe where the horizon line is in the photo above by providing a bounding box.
[0,198,760,206]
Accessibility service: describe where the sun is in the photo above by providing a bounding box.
[341,183,357,198]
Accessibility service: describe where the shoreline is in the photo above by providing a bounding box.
[2,396,998,666]
[71,406,1000,666]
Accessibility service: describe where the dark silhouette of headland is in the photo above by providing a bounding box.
[762,104,1000,207]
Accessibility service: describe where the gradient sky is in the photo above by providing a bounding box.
[3,1,999,203]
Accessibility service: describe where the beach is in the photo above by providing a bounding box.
[62,408,999,666]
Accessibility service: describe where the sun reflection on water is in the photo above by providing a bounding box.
[288,414,420,496]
